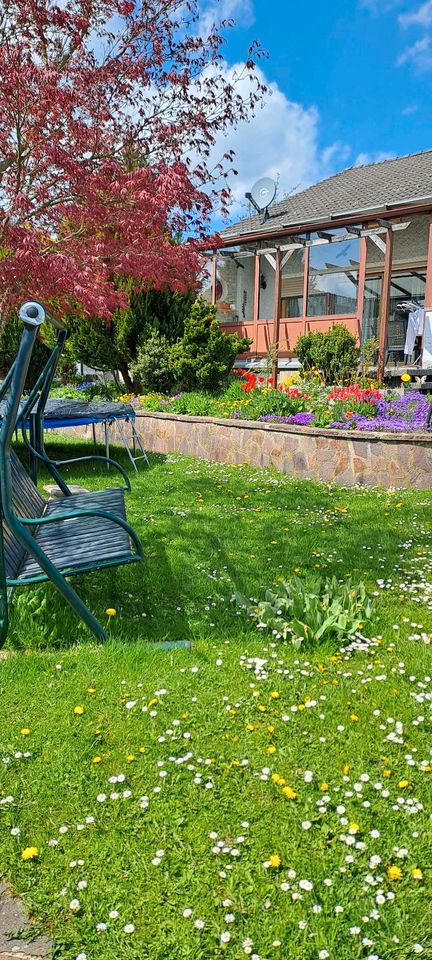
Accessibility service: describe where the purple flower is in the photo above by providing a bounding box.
[259,412,315,426]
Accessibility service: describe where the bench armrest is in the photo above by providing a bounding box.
[49,455,131,490]
[19,509,143,558]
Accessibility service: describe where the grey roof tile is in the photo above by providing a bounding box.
[220,149,432,240]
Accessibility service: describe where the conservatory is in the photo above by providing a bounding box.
[202,150,432,381]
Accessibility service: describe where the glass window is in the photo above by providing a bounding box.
[280,248,305,318]
[199,261,213,305]
[258,254,276,320]
[307,234,360,317]
[215,252,256,323]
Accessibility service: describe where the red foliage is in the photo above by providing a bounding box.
[0,1,265,318]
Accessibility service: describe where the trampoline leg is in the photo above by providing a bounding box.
[92,423,97,448]
[104,420,110,470]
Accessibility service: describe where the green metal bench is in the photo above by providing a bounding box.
[0,303,144,645]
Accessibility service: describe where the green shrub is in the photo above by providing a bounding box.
[130,331,175,393]
[170,297,251,391]
[235,574,373,648]
[296,324,360,384]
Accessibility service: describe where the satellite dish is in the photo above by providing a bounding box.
[246,177,277,221]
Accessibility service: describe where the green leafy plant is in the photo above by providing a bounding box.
[130,331,175,393]
[170,297,251,391]
[296,324,360,385]
[235,574,373,648]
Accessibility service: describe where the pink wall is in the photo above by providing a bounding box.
[220,316,358,356]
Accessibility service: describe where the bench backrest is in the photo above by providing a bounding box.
[2,451,45,579]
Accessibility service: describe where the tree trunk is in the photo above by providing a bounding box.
[118,365,134,392]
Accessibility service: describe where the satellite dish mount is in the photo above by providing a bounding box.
[245,177,277,223]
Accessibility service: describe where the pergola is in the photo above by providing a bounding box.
[204,153,432,384]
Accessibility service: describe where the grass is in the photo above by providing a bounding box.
[0,439,431,960]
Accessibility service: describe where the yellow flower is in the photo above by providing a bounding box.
[401,373,411,383]
[267,745,277,755]
[411,868,423,880]
[270,691,280,699]
[105,608,116,617]
[87,688,96,694]
[20,727,30,736]
[257,704,266,712]
[139,746,146,753]
[127,754,135,762]
[320,782,329,791]
[267,725,275,733]
[282,785,297,800]
[92,756,102,764]
[342,764,350,775]
[387,865,403,881]
[269,854,281,868]
[398,779,409,788]
[348,823,360,834]
[73,706,85,716]
[246,723,255,732]
[350,713,359,722]
[148,697,158,707]
[383,769,391,777]
[21,846,39,861]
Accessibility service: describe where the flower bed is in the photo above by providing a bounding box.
[132,375,431,434]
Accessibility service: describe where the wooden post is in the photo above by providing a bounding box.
[253,251,260,354]
[356,235,367,342]
[272,247,282,386]
[211,253,217,306]
[377,228,393,383]
[301,246,309,336]
[424,215,432,309]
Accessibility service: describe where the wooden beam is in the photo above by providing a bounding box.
[281,248,296,270]
[211,253,217,306]
[264,253,276,270]
[317,230,334,241]
[356,235,367,342]
[301,246,310,336]
[377,228,393,382]
[425,215,432,309]
[253,251,260,349]
[369,233,387,256]
[272,248,282,387]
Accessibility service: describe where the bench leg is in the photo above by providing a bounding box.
[0,552,9,648]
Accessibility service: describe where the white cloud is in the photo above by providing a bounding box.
[354,150,396,166]
[401,102,420,114]
[204,64,352,224]
[396,34,432,67]
[200,0,255,34]
[399,0,432,28]
[359,0,402,12]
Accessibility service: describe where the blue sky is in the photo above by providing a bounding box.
[204,0,432,222]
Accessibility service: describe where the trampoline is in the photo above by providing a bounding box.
[1,397,148,471]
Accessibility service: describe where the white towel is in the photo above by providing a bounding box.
[404,308,424,355]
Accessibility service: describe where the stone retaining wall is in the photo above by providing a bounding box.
[71,412,432,488]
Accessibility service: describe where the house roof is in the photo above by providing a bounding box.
[220,149,432,241]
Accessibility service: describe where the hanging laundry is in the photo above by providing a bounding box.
[404,307,425,355]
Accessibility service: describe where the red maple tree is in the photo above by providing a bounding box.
[0,0,265,319]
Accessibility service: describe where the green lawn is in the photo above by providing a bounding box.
[0,441,431,960]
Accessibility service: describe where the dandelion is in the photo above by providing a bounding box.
[411,868,423,880]
[387,866,403,881]
[108,910,119,919]
[182,908,193,918]
[96,922,108,931]
[69,899,81,912]
[282,786,297,800]
[20,728,30,736]
[194,918,205,930]
[105,608,116,617]
[123,923,135,934]
[269,854,281,868]
[92,756,102,764]
[73,706,85,716]
[21,846,38,861]
[221,931,231,943]
[318,951,329,959]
